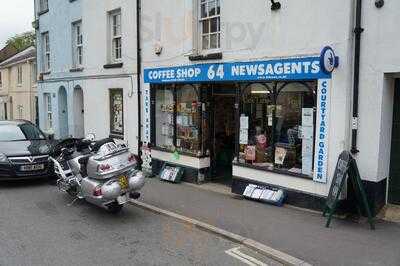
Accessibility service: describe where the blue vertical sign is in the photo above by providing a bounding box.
[314,79,330,183]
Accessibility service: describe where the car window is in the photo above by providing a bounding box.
[19,124,46,140]
[0,124,46,141]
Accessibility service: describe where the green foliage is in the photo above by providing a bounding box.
[5,32,35,52]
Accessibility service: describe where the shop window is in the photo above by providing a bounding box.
[176,85,201,156]
[109,89,124,137]
[239,81,317,177]
[155,86,175,150]
[240,83,274,168]
[153,84,206,157]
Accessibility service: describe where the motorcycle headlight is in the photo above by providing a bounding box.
[0,153,9,163]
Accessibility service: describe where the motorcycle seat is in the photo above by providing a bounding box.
[91,138,115,152]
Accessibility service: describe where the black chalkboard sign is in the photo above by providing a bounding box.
[325,151,351,210]
[323,151,375,230]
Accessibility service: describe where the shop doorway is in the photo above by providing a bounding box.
[389,79,400,204]
[211,85,236,185]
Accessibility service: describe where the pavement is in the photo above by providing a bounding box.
[0,179,280,266]
[138,178,400,266]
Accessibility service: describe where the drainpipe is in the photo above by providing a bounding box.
[351,0,363,154]
[136,0,143,168]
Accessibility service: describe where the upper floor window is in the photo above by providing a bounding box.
[17,66,22,85]
[109,10,122,62]
[32,63,37,84]
[72,21,83,68]
[0,72,2,87]
[39,0,48,13]
[42,32,50,72]
[199,0,221,51]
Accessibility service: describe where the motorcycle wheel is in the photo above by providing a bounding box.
[67,187,79,198]
[107,202,123,214]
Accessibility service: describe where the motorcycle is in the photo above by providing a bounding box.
[49,135,145,213]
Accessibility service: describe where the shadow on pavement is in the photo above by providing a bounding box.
[0,177,54,189]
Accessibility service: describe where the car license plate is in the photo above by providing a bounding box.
[118,175,129,190]
[117,194,128,204]
[20,164,45,171]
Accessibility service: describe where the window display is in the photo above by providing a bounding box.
[155,86,174,150]
[152,81,317,178]
[176,85,200,155]
[239,82,317,178]
[153,84,205,157]
[275,82,316,175]
[239,83,274,168]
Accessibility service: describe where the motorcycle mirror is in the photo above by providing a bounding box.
[85,133,96,141]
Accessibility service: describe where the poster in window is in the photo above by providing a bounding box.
[240,129,248,145]
[301,108,314,175]
[110,90,123,135]
[275,147,287,165]
[245,145,256,161]
[240,115,249,129]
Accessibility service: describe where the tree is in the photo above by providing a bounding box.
[5,32,35,52]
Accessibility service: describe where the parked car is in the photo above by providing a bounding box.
[0,120,56,181]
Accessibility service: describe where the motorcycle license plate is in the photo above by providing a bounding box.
[20,164,45,171]
[118,176,129,190]
[117,194,128,204]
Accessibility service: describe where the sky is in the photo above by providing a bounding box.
[0,0,34,48]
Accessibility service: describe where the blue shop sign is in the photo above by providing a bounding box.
[144,56,332,84]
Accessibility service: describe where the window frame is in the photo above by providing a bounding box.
[199,0,221,52]
[44,93,53,130]
[32,63,37,84]
[39,0,49,13]
[72,21,83,68]
[42,32,50,73]
[150,81,317,179]
[236,81,317,179]
[17,65,22,85]
[109,88,124,138]
[109,9,122,63]
[151,84,206,157]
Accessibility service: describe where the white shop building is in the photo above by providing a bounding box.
[139,0,400,213]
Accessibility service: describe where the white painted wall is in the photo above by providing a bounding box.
[356,1,400,183]
[36,0,139,153]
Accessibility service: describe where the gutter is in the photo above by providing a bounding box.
[351,0,363,154]
[136,0,143,167]
[0,56,36,69]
